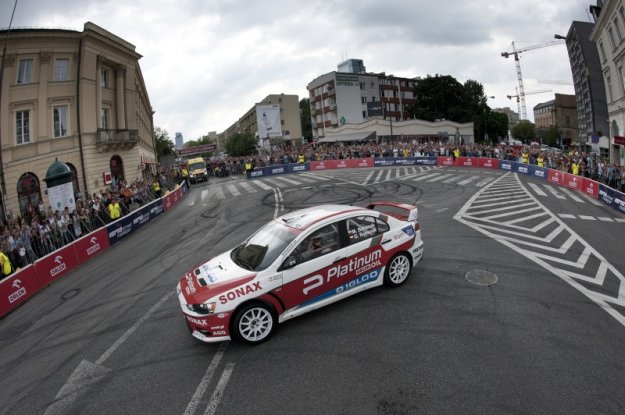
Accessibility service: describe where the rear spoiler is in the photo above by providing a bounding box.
[366,202,418,222]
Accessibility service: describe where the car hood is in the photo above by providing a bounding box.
[179,250,256,304]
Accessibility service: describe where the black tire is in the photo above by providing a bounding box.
[231,302,277,345]
[383,253,412,287]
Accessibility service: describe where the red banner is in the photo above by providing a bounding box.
[437,156,454,166]
[479,158,500,169]
[547,169,564,185]
[0,265,42,317]
[582,178,599,199]
[73,228,110,263]
[563,173,583,191]
[309,159,374,170]
[456,157,477,168]
[162,186,184,212]
[34,245,80,287]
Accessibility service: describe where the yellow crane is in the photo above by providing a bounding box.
[501,40,565,120]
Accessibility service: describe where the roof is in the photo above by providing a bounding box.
[318,131,376,143]
[276,204,366,230]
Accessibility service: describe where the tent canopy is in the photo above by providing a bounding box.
[318,131,376,143]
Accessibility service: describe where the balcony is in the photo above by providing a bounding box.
[96,129,139,152]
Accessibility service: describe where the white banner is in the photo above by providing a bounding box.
[256,104,281,138]
[48,182,76,213]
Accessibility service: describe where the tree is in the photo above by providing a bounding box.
[510,120,536,142]
[225,132,256,157]
[407,75,473,123]
[154,127,175,158]
[542,126,560,147]
[300,98,312,142]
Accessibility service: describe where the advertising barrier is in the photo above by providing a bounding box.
[106,215,136,245]
[373,157,437,167]
[72,228,110,263]
[34,245,80,287]
[131,200,164,232]
[563,173,584,192]
[437,156,454,166]
[162,184,185,212]
[527,165,547,179]
[286,163,310,174]
[479,158,500,169]
[0,265,42,316]
[582,178,600,199]
[547,169,564,186]
[309,159,374,171]
[498,160,515,172]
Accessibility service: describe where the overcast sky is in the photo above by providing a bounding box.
[2,0,592,141]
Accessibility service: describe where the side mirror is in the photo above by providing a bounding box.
[279,255,298,271]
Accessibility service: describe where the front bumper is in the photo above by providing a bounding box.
[177,283,232,343]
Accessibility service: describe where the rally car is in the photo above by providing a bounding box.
[177,202,424,345]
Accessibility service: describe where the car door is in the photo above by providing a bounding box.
[275,222,353,316]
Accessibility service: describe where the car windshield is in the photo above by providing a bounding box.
[189,162,205,170]
[231,220,298,270]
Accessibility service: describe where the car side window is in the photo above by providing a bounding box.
[346,216,389,244]
[292,223,340,263]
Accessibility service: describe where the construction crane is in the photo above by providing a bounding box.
[538,79,574,85]
[506,88,552,118]
[501,40,565,120]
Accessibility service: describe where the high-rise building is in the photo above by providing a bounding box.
[559,20,609,148]
[175,132,184,150]
[0,22,156,220]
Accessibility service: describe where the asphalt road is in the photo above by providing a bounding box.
[1,166,624,415]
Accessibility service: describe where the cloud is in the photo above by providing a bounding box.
[1,0,591,140]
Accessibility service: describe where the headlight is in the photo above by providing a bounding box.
[186,302,216,315]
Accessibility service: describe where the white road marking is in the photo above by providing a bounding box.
[214,186,225,200]
[442,176,462,183]
[559,187,584,203]
[272,176,301,185]
[598,217,614,222]
[225,184,241,197]
[528,183,547,196]
[237,181,257,193]
[362,170,375,185]
[544,185,566,199]
[251,180,273,190]
[427,173,454,182]
[183,342,229,415]
[413,173,442,182]
[578,215,596,220]
[455,173,625,329]
[617,218,625,223]
[558,214,576,219]
[46,291,174,415]
[583,194,604,206]
[457,176,481,185]
[203,363,235,415]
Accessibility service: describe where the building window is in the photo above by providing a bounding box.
[17,172,42,220]
[101,108,110,130]
[608,28,617,49]
[54,58,70,81]
[606,74,614,102]
[599,41,607,62]
[614,18,624,43]
[53,105,69,137]
[362,110,366,118]
[17,59,33,84]
[101,69,109,88]
[16,110,30,144]
[361,97,366,104]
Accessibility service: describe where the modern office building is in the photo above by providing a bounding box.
[0,22,156,221]
[558,20,609,150]
[307,59,419,140]
[175,132,184,150]
[589,0,625,164]
[219,94,302,149]
[533,94,579,146]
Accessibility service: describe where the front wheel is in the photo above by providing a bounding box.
[231,302,276,345]
[384,253,412,287]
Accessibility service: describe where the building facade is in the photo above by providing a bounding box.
[307,60,418,140]
[219,94,302,149]
[493,106,520,132]
[589,0,625,164]
[0,22,156,221]
[533,94,579,146]
[560,20,609,146]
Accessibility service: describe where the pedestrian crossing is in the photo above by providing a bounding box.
[185,167,611,208]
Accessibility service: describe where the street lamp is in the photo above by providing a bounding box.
[554,34,566,40]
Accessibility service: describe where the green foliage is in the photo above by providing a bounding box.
[542,126,560,147]
[225,132,256,157]
[300,98,312,142]
[154,127,175,158]
[408,75,474,123]
[511,120,536,142]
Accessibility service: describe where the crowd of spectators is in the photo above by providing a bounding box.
[234,140,625,193]
[0,174,178,279]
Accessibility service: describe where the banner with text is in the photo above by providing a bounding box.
[35,245,80,287]
[309,159,374,171]
[0,265,42,317]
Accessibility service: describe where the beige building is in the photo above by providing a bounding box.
[533,94,579,146]
[219,94,302,150]
[0,22,156,221]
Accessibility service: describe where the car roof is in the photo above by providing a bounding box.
[276,204,367,230]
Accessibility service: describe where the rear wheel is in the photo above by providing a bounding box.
[384,253,411,287]
[232,302,276,345]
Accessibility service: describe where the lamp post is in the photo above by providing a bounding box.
[484,96,495,143]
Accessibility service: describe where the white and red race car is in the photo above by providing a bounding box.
[177,202,424,344]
